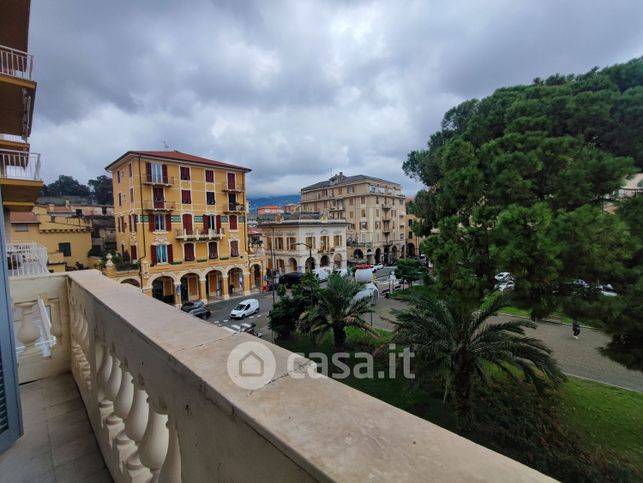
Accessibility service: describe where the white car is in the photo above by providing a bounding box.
[372,263,384,271]
[496,280,515,292]
[313,268,330,282]
[495,272,513,282]
[230,299,260,319]
[598,284,618,297]
[353,283,379,305]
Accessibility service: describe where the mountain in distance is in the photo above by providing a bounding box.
[247,194,300,213]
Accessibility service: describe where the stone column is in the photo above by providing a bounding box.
[242,273,251,295]
[174,284,182,307]
[221,276,229,300]
[199,277,207,303]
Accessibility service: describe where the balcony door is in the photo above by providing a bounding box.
[182,214,193,234]
[0,201,23,451]
[153,186,165,209]
[227,172,236,190]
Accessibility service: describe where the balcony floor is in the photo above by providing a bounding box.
[0,373,112,482]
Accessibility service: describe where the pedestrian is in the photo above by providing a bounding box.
[572,320,581,339]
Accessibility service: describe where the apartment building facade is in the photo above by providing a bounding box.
[258,212,347,273]
[300,173,405,265]
[105,150,265,305]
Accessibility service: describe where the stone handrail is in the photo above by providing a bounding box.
[63,269,550,482]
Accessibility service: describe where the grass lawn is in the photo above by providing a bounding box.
[276,330,643,475]
[499,305,606,328]
[560,377,643,472]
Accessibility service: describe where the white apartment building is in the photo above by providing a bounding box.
[300,173,405,264]
[258,212,348,274]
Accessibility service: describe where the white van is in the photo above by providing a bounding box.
[230,299,260,319]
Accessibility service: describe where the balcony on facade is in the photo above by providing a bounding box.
[174,227,224,241]
[142,200,176,212]
[0,45,34,82]
[222,182,244,192]
[5,242,49,277]
[2,270,547,482]
[381,203,391,211]
[224,203,245,213]
[142,172,174,186]
[0,149,41,181]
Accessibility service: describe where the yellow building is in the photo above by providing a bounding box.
[8,206,92,272]
[404,198,424,258]
[105,150,265,305]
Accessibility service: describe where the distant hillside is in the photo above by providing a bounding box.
[247,194,300,213]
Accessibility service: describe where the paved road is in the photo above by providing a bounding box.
[370,297,643,392]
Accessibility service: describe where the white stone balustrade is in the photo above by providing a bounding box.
[12,270,552,482]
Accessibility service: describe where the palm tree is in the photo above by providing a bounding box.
[299,272,376,349]
[391,291,564,429]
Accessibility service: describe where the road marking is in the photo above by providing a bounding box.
[223,327,236,334]
[223,319,228,323]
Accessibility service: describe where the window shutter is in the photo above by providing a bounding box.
[203,215,209,231]
[166,214,172,230]
[150,245,157,266]
[149,214,155,231]
[230,215,237,230]
[131,245,137,260]
[216,215,221,230]
[146,162,151,181]
[167,244,174,263]
[162,164,168,182]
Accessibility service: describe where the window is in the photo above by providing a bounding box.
[320,236,329,251]
[181,190,191,204]
[206,192,215,205]
[408,219,413,226]
[156,245,168,264]
[287,237,296,250]
[399,199,403,205]
[14,224,28,232]
[205,170,214,183]
[58,242,72,257]
[339,187,343,194]
[349,198,353,206]
[348,211,353,218]
[230,240,239,257]
[150,163,164,183]
[180,166,190,180]
[229,215,238,230]
[118,193,122,206]
[376,209,379,217]
[130,187,134,202]
[306,236,316,249]
[347,186,353,194]
[333,234,343,246]
[360,222,368,230]
[276,237,284,250]
[208,242,218,259]
[375,221,381,229]
[184,243,195,261]
[131,245,137,260]
[361,196,365,204]
[128,163,132,177]
[204,214,216,230]
[409,231,413,239]
[154,213,166,231]
[361,209,366,217]
[117,170,121,183]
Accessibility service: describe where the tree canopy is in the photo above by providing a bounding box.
[42,175,91,197]
[405,57,643,366]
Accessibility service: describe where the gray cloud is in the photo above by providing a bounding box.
[28,0,643,197]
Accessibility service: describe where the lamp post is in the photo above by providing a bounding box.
[294,241,314,306]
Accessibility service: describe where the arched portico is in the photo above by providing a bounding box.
[151,276,175,305]
[353,249,364,260]
[406,243,416,257]
[320,254,330,267]
[375,248,381,264]
[180,272,201,303]
[228,267,243,296]
[305,257,315,271]
[121,278,140,287]
[288,257,298,272]
[205,269,224,299]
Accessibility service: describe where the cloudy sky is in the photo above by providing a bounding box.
[29,0,643,197]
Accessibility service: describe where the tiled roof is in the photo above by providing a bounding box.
[106,150,252,172]
[9,212,38,223]
[301,174,400,192]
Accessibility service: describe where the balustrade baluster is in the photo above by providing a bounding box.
[137,398,169,481]
[158,415,182,483]
[102,352,122,420]
[15,301,39,352]
[124,378,150,474]
[97,346,114,409]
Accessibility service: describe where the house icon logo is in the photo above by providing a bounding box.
[227,341,276,390]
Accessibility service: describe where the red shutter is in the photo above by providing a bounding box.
[150,245,157,266]
[185,243,194,261]
[146,162,151,182]
[149,214,155,231]
[167,244,174,263]
[216,215,221,230]
[131,245,137,260]
[203,214,209,231]
[166,214,172,230]
[230,215,238,230]
[162,164,168,183]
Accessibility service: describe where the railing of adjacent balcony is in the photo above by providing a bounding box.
[142,200,176,211]
[226,203,245,212]
[6,242,49,277]
[142,172,174,185]
[0,45,34,80]
[174,228,224,239]
[0,149,41,181]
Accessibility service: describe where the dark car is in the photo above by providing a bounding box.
[181,300,205,312]
[190,307,211,320]
[279,272,305,287]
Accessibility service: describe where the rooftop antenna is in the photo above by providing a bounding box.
[162,140,170,149]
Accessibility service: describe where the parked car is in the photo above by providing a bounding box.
[495,280,515,292]
[314,268,330,282]
[372,263,384,271]
[598,284,618,297]
[230,299,260,319]
[573,279,590,289]
[279,272,305,287]
[190,307,211,319]
[181,300,205,312]
[332,268,349,277]
[494,272,513,282]
[353,282,379,305]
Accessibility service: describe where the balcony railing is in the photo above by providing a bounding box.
[6,270,547,481]
[0,45,34,81]
[225,203,245,213]
[142,172,174,186]
[223,182,244,192]
[381,204,391,210]
[6,242,49,277]
[0,149,41,181]
[174,227,224,240]
[142,200,176,211]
